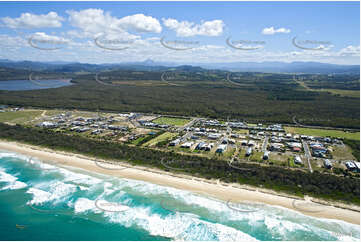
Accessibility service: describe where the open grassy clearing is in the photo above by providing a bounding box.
[235,129,249,135]
[0,110,42,124]
[249,151,263,162]
[295,80,359,98]
[285,126,360,140]
[143,132,178,147]
[317,89,360,98]
[153,116,191,126]
[332,145,356,160]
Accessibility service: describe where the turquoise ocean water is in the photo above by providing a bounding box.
[0,150,359,241]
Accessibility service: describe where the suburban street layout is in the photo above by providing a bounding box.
[0,107,358,177]
[0,1,359,242]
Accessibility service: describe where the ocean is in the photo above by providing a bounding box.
[0,150,359,241]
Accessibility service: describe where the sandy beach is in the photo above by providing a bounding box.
[0,140,359,225]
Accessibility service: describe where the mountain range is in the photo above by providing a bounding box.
[0,59,359,74]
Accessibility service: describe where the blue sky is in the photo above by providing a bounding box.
[0,1,359,64]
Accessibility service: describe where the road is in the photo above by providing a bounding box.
[178,117,201,132]
[302,140,313,173]
[262,136,269,152]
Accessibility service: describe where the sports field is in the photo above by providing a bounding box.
[152,117,190,126]
[285,127,360,140]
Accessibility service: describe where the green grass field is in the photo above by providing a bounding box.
[236,129,249,135]
[153,117,190,126]
[143,132,178,147]
[249,151,263,162]
[318,89,360,98]
[0,110,42,124]
[285,127,360,141]
[131,136,148,145]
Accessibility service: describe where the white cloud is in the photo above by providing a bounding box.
[162,18,224,37]
[338,45,360,56]
[262,27,291,35]
[1,12,64,29]
[66,9,161,38]
[30,32,70,44]
[117,14,162,33]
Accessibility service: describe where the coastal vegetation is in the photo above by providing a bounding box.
[0,123,359,205]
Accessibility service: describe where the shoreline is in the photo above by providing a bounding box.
[0,140,359,225]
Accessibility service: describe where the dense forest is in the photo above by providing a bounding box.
[0,69,359,128]
[0,123,359,205]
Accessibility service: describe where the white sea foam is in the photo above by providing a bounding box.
[0,168,27,191]
[74,197,100,214]
[1,150,359,241]
[0,151,29,161]
[27,181,77,205]
[59,168,103,185]
[26,188,52,205]
[104,206,258,241]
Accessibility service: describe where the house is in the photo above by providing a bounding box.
[248,140,256,147]
[181,142,194,148]
[324,159,332,169]
[241,140,248,146]
[228,139,236,144]
[37,121,58,128]
[269,143,284,151]
[345,161,356,171]
[91,129,103,135]
[263,151,269,160]
[294,156,303,164]
[221,138,228,144]
[195,142,206,150]
[246,147,252,156]
[204,143,214,151]
[208,133,221,140]
[169,139,181,146]
[354,162,360,173]
[216,144,227,153]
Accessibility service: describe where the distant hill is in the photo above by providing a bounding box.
[0,59,358,74]
[198,61,360,74]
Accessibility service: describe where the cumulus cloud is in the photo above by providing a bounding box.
[338,45,360,56]
[30,32,70,44]
[262,27,290,35]
[66,9,161,38]
[1,12,64,29]
[162,18,224,37]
